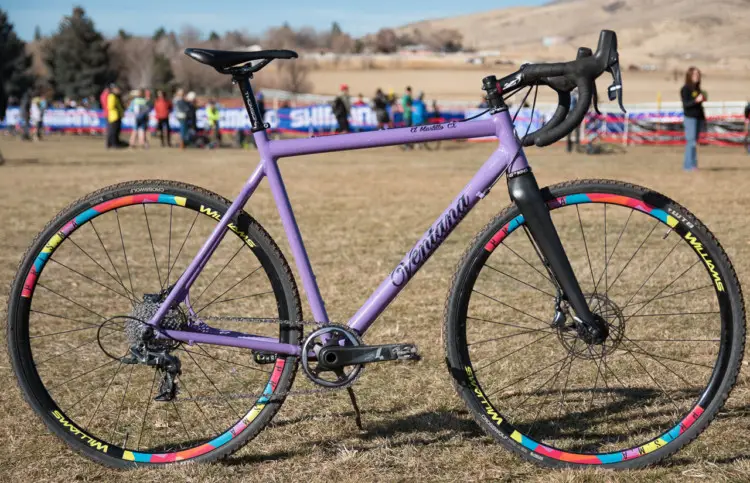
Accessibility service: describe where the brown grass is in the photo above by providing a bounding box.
[1,135,750,482]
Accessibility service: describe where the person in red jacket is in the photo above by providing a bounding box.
[154,90,172,147]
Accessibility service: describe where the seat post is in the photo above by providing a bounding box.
[234,74,265,132]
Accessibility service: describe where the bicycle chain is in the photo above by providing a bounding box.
[172,314,356,403]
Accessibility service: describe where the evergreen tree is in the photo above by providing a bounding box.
[0,9,35,119]
[152,27,167,41]
[44,7,113,99]
[208,31,220,42]
[33,25,42,41]
[331,22,343,37]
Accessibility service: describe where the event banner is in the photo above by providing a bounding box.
[0,105,546,135]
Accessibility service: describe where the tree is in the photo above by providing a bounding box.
[331,22,343,37]
[374,28,398,53]
[0,8,35,115]
[208,31,220,42]
[153,27,167,41]
[152,52,174,91]
[276,60,311,93]
[44,7,113,99]
[33,25,42,41]
[118,29,131,40]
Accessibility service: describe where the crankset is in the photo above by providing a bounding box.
[317,343,421,370]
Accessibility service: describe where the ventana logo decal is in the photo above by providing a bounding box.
[390,194,470,286]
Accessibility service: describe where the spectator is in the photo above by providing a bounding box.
[354,93,366,106]
[106,85,125,149]
[681,66,706,171]
[30,91,47,141]
[154,90,172,147]
[173,89,189,149]
[401,86,413,127]
[185,91,197,144]
[331,84,351,133]
[19,89,31,140]
[430,100,441,123]
[412,91,427,126]
[128,89,150,149]
[372,88,391,129]
[206,99,221,145]
[0,77,6,164]
[566,88,580,153]
[256,92,266,124]
[744,100,750,154]
[100,84,112,131]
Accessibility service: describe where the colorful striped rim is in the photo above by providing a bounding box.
[27,192,284,462]
[478,193,701,464]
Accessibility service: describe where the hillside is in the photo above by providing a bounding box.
[396,0,750,70]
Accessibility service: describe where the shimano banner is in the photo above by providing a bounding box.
[0,105,547,135]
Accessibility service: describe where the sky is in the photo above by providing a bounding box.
[5,0,547,41]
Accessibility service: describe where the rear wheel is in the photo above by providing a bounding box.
[7,180,301,468]
[444,179,745,468]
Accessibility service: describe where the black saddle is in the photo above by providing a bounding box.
[184,48,298,74]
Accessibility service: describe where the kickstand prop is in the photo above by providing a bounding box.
[346,387,363,430]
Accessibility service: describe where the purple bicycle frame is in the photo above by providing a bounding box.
[150,110,529,357]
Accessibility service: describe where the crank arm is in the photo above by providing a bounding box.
[317,343,420,370]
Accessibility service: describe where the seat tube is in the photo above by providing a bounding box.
[255,133,330,324]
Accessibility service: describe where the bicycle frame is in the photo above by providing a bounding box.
[149,105,533,357]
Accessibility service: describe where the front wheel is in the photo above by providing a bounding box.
[444,179,745,469]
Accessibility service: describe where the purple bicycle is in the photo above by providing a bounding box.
[8,31,745,469]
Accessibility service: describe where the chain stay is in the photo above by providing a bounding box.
[173,314,352,403]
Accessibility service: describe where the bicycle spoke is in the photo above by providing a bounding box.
[87,356,127,428]
[89,221,135,303]
[576,205,597,291]
[620,284,713,311]
[48,358,119,391]
[177,376,220,435]
[617,342,681,414]
[171,400,193,442]
[166,206,173,289]
[606,216,657,294]
[167,211,200,283]
[623,260,702,321]
[472,289,549,326]
[604,204,607,296]
[110,364,135,443]
[619,237,681,310]
[137,369,159,450]
[593,209,633,298]
[115,209,137,299]
[30,308,124,333]
[524,353,574,436]
[192,241,246,307]
[37,283,107,321]
[468,328,550,347]
[484,264,556,298]
[143,205,163,290]
[485,354,569,399]
[501,242,554,286]
[178,346,268,374]
[204,290,274,307]
[196,266,262,315]
[467,316,554,334]
[182,350,241,419]
[625,311,719,318]
[48,258,132,303]
[475,332,553,373]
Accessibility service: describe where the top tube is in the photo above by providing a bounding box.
[265,117,498,158]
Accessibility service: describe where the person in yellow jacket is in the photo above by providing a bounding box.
[206,99,221,145]
[106,85,124,149]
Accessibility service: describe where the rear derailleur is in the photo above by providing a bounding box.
[121,345,182,402]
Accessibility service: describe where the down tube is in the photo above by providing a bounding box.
[348,143,527,334]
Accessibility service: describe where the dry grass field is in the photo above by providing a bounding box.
[1,135,750,482]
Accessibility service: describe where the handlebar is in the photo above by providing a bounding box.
[482,30,625,147]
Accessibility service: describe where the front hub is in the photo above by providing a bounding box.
[556,293,624,360]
